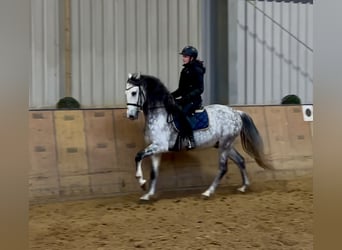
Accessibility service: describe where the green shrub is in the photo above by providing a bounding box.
[281,94,301,105]
[56,97,81,109]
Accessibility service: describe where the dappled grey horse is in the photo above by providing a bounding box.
[125,73,273,200]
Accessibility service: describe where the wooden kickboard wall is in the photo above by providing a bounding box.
[29,106,313,203]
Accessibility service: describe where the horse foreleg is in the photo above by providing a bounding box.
[135,159,147,190]
[228,147,250,193]
[135,150,151,190]
[135,146,154,190]
[140,154,161,201]
[202,149,229,198]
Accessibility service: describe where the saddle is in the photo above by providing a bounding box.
[172,108,209,132]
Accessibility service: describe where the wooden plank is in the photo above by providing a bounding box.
[27,106,314,201]
[264,106,291,169]
[54,111,88,176]
[29,111,58,177]
[29,176,59,199]
[159,149,219,190]
[174,164,205,189]
[112,109,146,171]
[59,175,90,196]
[150,152,177,190]
[170,150,214,188]
[236,106,270,154]
[233,106,270,168]
[83,110,117,173]
[286,106,312,157]
[159,152,196,190]
[90,171,139,195]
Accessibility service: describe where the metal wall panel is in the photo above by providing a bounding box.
[30,0,312,108]
[233,0,313,105]
[70,0,203,108]
[30,0,61,108]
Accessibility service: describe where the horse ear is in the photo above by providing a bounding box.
[128,73,132,79]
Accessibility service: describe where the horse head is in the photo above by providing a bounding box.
[125,73,145,120]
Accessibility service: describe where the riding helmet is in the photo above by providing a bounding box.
[179,46,198,59]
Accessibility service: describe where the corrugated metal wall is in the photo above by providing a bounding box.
[233,0,313,105]
[70,0,202,108]
[30,0,61,108]
[30,0,203,109]
[29,0,313,108]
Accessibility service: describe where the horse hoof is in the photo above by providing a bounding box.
[237,186,247,193]
[140,194,150,201]
[201,191,211,198]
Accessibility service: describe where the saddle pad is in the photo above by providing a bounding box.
[173,109,209,132]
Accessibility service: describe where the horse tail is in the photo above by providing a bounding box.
[238,111,274,170]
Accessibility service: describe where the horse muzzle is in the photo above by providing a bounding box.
[126,109,139,120]
[128,114,137,120]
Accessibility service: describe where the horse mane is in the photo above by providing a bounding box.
[128,73,177,115]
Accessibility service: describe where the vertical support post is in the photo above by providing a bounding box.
[207,0,228,105]
[64,0,72,97]
[228,0,238,104]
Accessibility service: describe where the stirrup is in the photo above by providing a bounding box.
[186,137,196,150]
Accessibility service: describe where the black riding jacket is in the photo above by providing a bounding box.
[171,60,206,106]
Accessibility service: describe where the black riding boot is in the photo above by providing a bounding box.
[171,104,196,150]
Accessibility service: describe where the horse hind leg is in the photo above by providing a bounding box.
[202,149,229,198]
[228,147,250,193]
[140,154,161,201]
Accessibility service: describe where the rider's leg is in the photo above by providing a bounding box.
[182,102,199,150]
[170,103,196,150]
[179,113,195,150]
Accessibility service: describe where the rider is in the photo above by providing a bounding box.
[171,45,206,150]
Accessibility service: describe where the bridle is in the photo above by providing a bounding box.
[126,81,145,110]
[126,75,166,112]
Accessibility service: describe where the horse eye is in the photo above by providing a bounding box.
[131,91,137,97]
